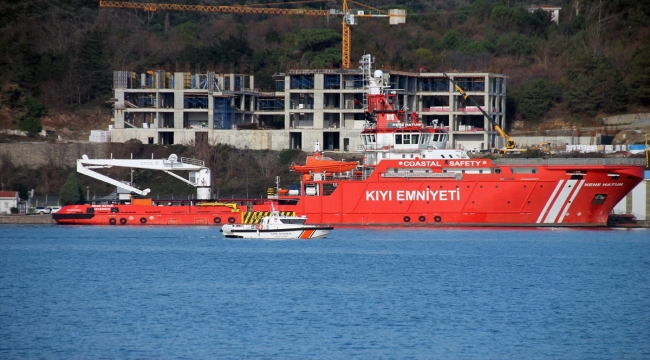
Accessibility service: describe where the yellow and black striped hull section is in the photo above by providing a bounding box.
[241,211,296,224]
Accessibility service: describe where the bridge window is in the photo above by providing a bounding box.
[322,183,337,196]
[395,134,402,144]
[412,134,420,144]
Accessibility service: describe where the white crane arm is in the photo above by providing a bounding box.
[77,162,151,195]
[77,154,213,199]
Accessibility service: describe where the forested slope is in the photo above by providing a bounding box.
[1,0,649,127]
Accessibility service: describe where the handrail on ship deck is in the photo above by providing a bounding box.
[180,157,205,167]
[493,158,646,166]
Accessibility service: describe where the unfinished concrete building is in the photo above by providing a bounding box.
[109,66,506,152]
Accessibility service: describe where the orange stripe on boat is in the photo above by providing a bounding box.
[300,229,315,239]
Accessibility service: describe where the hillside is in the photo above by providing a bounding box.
[0,0,649,133]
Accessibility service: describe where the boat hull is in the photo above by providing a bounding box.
[53,160,645,228]
[53,203,244,226]
[267,161,646,227]
[221,225,333,239]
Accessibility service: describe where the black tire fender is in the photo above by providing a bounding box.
[404,216,410,223]
[228,217,236,224]
[434,216,442,223]
[418,216,426,222]
[140,217,147,224]
[213,217,221,224]
[109,218,117,225]
[119,218,127,225]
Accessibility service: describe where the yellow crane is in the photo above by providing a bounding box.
[443,73,527,153]
[98,0,405,69]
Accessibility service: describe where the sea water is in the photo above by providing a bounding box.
[1,225,649,359]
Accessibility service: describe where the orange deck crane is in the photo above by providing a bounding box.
[98,0,405,69]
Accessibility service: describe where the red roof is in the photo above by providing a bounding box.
[0,191,19,198]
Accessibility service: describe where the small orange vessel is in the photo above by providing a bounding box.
[289,146,358,175]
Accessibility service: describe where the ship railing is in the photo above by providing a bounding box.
[180,157,205,167]
[359,144,392,151]
[382,172,462,179]
[494,158,646,166]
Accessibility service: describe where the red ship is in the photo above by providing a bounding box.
[268,68,645,227]
[54,64,646,227]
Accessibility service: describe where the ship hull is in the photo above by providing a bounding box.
[54,161,645,227]
[221,227,333,239]
[268,161,646,227]
[53,203,245,226]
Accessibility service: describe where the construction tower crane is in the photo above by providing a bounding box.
[98,0,405,69]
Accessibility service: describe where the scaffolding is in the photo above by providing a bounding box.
[124,93,156,108]
[290,75,314,89]
[214,98,234,129]
[343,74,363,89]
[454,78,485,91]
[419,78,449,92]
[257,98,285,111]
[184,96,208,109]
[324,75,340,89]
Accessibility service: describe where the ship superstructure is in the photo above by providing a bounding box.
[268,56,646,226]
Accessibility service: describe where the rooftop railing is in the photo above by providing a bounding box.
[493,158,646,166]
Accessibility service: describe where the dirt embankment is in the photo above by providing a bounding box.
[0,108,112,142]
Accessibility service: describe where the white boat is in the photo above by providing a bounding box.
[220,211,333,239]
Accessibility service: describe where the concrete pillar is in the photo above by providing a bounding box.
[314,74,324,90]
[230,74,235,91]
[174,90,184,129]
[631,181,647,220]
[208,95,214,129]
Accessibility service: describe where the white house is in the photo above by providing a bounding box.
[0,191,20,214]
[528,5,562,24]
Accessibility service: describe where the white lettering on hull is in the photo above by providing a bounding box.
[367,189,461,202]
[399,160,487,167]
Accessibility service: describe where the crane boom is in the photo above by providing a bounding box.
[99,1,330,16]
[98,0,404,69]
[443,73,516,150]
[77,154,213,199]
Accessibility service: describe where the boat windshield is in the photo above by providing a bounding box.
[280,218,306,225]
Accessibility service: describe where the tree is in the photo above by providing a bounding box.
[295,29,341,52]
[17,97,45,135]
[59,173,86,206]
[516,79,553,121]
[565,72,599,116]
[628,45,650,106]
[442,31,460,50]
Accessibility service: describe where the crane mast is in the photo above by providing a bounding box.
[98,0,405,69]
[444,73,517,150]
